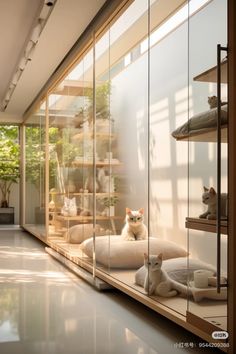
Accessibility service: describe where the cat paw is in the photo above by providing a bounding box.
[136,236,147,241]
[199,213,208,219]
[171,290,178,296]
[149,287,155,295]
[207,214,216,220]
[123,236,135,241]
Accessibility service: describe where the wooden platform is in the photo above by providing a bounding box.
[186,217,228,234]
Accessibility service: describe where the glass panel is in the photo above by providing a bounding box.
[187,0,228,331]
[47,45,94,269]
[25,103,46,238]
[94,0,149,291]
[149,0,188,315]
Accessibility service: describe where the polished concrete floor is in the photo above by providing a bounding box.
[0,230,221,354]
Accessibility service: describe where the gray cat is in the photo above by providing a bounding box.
[199,186,227,220]
[141,253,191,297]
[121,208,147,241]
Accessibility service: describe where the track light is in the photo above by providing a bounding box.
[45,0,55,6]
[1,100,8,110]
[30,21,42,43]
[5,91,11,102]
[27,45,36,61]
[18,57,28,71]
[24,41,34,58]
[39,5,51,20]
[1,0,57,111]
[11,70,22,86]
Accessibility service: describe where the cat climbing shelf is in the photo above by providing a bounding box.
[72,132,116,141]
[185,217,228,235]
[193,59,227,83]
[175,126,227,143]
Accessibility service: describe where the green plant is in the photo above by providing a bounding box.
[25,126,82,192]
[100,195,119,207]
[86,81,113,121]
[0,126,20,208]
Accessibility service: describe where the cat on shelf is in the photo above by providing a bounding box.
[142,253,190,297]
[199,186,227,220]
[208,95,227,109]
[121,208,147,241]
[61,197,77,217]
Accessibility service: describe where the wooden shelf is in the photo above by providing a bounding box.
[175,125,227,143]
[52,80,93,96]
[71,160,122,167]
[193,59,227,83]
[72,132,116,141]
[55,215,123,221]
[186,217,228,235]
[49,192,121,197]
[187,311,227,334]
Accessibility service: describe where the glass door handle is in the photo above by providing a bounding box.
[216,44,228,293]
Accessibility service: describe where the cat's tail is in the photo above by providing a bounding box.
[171,280,192,296]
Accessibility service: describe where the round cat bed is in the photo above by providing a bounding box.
[135,257,227,302]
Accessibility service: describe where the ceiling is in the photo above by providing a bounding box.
[0,0,106,124]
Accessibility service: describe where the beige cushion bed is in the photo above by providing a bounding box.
[65,224,107,244]
[80,236,188,269]
[135,257,227,302]
[172,104,227,139]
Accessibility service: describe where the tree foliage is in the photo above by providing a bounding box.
[0,126,20,207]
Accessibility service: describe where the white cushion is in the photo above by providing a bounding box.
[172,104,228,139]
[80,236,188,268]
[66,224,102,244]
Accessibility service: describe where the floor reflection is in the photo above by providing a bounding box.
[0,230,220,354]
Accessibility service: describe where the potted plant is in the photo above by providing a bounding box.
[85,81,114,133]
[0,126,20,223]
[99,195,119,217]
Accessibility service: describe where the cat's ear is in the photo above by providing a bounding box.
[126,207,132,214]
[209,187,216,195]
[158,253,163,260]
[144,253,148,260]
[139,208,144,215]
[203,186,209,192]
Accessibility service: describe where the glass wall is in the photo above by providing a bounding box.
[187,0,228,331]
[24,103,46,238]
[47,45,95,267]
[94,0,149,289]
[149,0,189,315]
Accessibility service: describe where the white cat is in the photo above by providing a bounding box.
[199,186,227,220]
[97,168,114,193]
[84,171,99,193]
[208,95,227,109]
[61,197,77,217]
[121,208,147,241]
[142,253,192,297]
